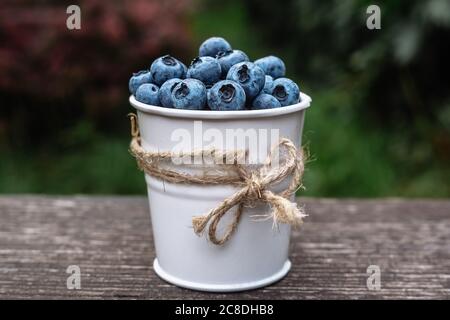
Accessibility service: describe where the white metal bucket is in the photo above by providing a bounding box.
[130,92,311,292]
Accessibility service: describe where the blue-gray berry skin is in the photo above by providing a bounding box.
[129,70,152,95]
[150,55,186,86]
[271,78,300,106]
[251,93,282,110]
[254,56,286,79]
[206,85,212,99]
[216,50,249,78]
[158,78,182,108]
[226,62,265,101]
[135,83,160,105]
[199,37,232,57]
[186,56,222,86]
[171,79,207,110]
[262,75,274,94]
[207,80,246,111]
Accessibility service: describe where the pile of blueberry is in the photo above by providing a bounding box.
[129,37,301,111]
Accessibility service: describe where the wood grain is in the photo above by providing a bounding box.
[0,196,449,299]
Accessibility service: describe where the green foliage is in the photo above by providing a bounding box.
[0,124,144,194]
[241,0,450,196]
[302,85,450,197]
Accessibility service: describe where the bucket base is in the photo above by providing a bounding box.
[153,258,291,292]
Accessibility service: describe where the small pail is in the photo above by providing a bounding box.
[130,92,311,292]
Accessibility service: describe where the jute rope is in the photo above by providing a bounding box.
[128,113,307,245]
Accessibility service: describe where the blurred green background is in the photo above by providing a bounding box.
[1,0,449,197]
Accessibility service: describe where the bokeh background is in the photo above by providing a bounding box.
[1,0,449,197]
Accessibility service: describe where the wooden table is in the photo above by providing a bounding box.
[0,196,449,299]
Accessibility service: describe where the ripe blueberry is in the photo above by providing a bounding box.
[254,56,286,79]
[186,56,222,86]
[158,78,182,108]
[262,75,274,94]
[216,50,249,78]
[199,37,232,57]
[150,55,186,86]
[271,78,300,106]
[135,83,160,105]
[171,79,207,110]
[207,80,246,111]
[226,62,265,101]
[251,93,282,110]
[129,70,152,95]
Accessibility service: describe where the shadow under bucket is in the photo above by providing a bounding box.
[129,92,311,292]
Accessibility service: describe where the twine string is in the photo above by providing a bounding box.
[128,113,307,245]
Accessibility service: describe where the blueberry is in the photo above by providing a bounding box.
[271,78,300,106]
[129,70,152,95]
[171,79,207,110]
[216,50,249,78]
[206,87,212,107]
[207,80,246,111]
[186,56,222,86]
[158,78,182,108]
[226,62,265,101]
[150,55,186,86]
[262,75,274,94]
[205,84,213,97]
[199,37,232,57]
[135,83,160,105]
[251,93,282,110]
[254,56,286,79]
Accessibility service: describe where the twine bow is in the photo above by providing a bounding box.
[128,113,307,245]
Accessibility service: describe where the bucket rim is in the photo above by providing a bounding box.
[130,92,311,119]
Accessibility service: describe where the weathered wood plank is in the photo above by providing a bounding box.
[0,196,449,299]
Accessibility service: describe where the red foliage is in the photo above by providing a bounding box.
[0,0,193,105]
